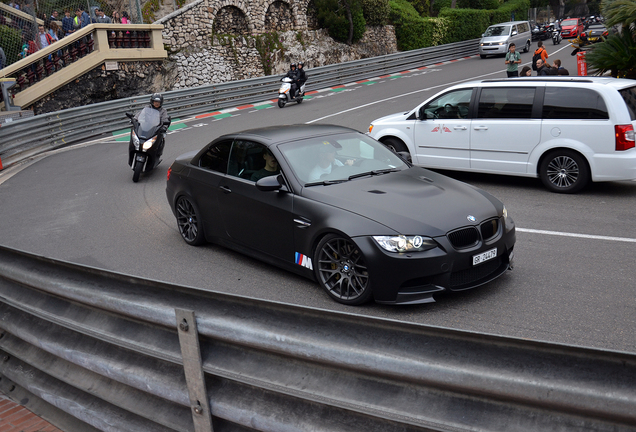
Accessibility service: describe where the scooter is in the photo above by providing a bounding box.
[551,25,562,45]
[278,77,306,108]
[126,109,170,182]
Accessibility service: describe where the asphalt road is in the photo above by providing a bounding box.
[1,43,635,355]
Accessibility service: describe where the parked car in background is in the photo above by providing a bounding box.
[560,17,585,38]
[579,22,609,45]
[479,21,532,58]
[166,124,516,305]
[368,77,636,194]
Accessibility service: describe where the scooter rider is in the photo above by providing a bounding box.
[135,93,170,157]
[297,62,307,96]
[284,63,300,99]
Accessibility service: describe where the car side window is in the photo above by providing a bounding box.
[420,89,473,120]
[198,140,232,173]
[228,140,272,181]
[477,87,535,119]
[542,88,609,119]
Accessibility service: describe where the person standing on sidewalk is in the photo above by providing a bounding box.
[505,43,521,77]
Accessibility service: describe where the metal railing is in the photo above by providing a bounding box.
[0,38,479,170]
[0,244,635,432]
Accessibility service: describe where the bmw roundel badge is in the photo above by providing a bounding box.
[467,215,476,222]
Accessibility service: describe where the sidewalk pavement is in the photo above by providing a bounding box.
[0,393,63,432]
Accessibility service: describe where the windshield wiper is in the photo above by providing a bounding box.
[348,168,400,180]
[304,179,350,187]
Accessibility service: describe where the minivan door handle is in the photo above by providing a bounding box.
[453,126,467,130]
[473,126,489,130]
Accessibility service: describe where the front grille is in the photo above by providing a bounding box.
[480,218,500,242]
[447,227,479,249]
[450,257,502,288]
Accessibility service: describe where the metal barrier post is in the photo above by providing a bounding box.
[0,79,20,112]
[176,309,214,432]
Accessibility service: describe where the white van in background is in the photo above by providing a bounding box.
[479,21,532,58]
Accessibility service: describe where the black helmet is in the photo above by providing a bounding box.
[298,62,304,67]
[150,93,163,108]
[290,63,296,69]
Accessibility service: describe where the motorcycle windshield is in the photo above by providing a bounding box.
[137,107,161,139]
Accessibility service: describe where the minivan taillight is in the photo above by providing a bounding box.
[615,124,635,151]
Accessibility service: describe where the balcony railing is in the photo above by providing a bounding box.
[0,24,167,110]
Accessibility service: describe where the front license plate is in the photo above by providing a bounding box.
[473,248,497,266]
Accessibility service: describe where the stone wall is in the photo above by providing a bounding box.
[31,61,177,115]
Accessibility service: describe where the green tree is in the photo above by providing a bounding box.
[586,0,636,78]
[315,0,366,44]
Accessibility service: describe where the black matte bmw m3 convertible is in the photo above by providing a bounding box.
[166,124,516,305]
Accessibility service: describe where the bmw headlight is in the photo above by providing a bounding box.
[503,206,508,221]
[132,131,140,150]
[142,136,157,150]
[373,235,437,253]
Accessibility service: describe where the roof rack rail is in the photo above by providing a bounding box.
[481,78,595,83]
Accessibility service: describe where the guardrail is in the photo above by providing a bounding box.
[0,244,635,432]
[0,38,479,170]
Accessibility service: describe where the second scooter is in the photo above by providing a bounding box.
[278,77,306,108]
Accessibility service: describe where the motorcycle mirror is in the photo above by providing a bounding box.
[571,48,581,56]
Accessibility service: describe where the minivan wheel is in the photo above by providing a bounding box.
[480,54,487,59]
[524,41,531,52]
[539,150,590,194]
[383,137,408,154]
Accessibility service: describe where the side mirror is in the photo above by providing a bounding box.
[512,31,518,36]
[571,48,581,56]
[163,120,171,126]
[125,112,134,119]
[256,175,283,191]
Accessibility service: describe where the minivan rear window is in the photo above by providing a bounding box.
[619,86,636,121]
[542,88,609,119]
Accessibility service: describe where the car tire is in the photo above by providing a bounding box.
[132,160,143,183]
[278,99,285,108]
[175,196,206,245]
[539,150,590,194]
[383,137,408,154]
[480,54,487,59]
[314,234,373,305]
[524,41,531,52]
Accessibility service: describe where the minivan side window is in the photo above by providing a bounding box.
[476,87,535,119]
[619,87,636,121]
[542,88,609,119]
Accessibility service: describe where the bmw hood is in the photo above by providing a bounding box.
[302,167,504,237]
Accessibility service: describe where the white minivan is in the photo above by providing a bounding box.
[367,77,636,193]
[479,21,532,58]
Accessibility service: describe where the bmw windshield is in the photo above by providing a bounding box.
[277,132,409,186]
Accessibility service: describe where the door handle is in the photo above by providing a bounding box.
[219,185,231,193]
[473,126,489,130]
[453,126,467,130]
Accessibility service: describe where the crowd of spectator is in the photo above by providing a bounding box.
[0,2,132,70]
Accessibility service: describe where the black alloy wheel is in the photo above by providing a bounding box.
[314,234,372,305]
[539,150,590,193]
[175,196,205,245]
